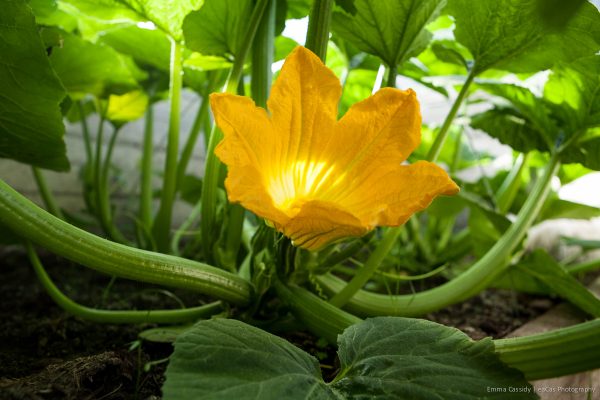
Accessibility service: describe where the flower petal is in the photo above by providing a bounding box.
[267,46,342,172]
[341,161,460,227]
[275,200,367,251]
[327,88,420,194]
[212,93,288,224]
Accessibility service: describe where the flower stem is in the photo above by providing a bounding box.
[152,39,183,253]
[426,70,476,162]
[0,178,252,305]
[305,0,333,61]
[31,167,63,219]
[494,319,600,380]
[318,154,560,316]
[200,0,270,261]
[26,241,223,324]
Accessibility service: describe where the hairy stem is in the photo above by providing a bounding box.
[0,179,252,305]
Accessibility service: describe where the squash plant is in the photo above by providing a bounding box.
[1,0,600,398]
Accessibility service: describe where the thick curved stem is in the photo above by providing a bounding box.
[318,154,561,316]
[0,179,252,305]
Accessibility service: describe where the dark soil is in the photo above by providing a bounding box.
[0,248,557,399]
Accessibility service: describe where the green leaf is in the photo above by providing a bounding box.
[285,0,312,19]
[430,41,469,70]
[331,0,446,68]
[339,69,377,116]
[544,56,600,132]
[163,319,337,400]
[183,0,253,58]
[332,317,534,399]
[477,83,557,147]
[0,0,69,171]
[274,36,299,61]
[471,108,550,153]
[561,236,600,250]
[49,30,143,97]
[516,250,600,317]
[98,24,171,71]
[117,0,204,40]
[183,53,232,71]
[105,90,149,127]
[539,195,600,220]
[447,0,600,74]
[164,317,535,399]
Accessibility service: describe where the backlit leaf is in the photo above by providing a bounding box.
[331,0,446,68]
[447,0,600,74]
[49,30,143,97]
[0,0,69,171]
[183,0,253,58]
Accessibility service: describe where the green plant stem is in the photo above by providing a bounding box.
[171,199,202,256]
[78,101,93,162]
[0,179,252,305]
[200,0,270,261]
[78,101,95,214]
[152,39,183,253]
[31,167,63,219]
[494,319,600,380]
[496,153,530,214]
[329,229,402,307]
[426,70,476,162]
[176,91,210,187]
[280,274,600,380]
[566,257,600,275]
[305,0,333,61]
[96,122,129,244]
[318,154,561,316]
[140,104,154,232]
[94,113,121,241]
[385,65,397,88]
[274,280,361,344]
[26,242,223,324]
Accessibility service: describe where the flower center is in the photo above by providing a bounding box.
[268,160,337,212]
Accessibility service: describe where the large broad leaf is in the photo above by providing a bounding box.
[117,0,203,41]
[515,250,600,317]
[0,0,69,171]
[539,194,600,220]
[49,30,143,98]
[471,107,549,154]
[333,317,534,399]
[560,136,600,171]
[183,0,253,59]
[164,318,535,399]
[331,0,446,68]
[163,319,336,400]
[447,0,600,74]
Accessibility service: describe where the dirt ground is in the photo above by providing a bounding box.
[0,247,558,399]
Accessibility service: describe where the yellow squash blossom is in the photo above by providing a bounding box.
[211,46,459,251]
